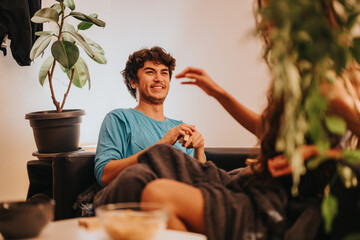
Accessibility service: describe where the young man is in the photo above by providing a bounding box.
[94,46,205,193]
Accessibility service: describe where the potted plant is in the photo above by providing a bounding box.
[25,0,106,154]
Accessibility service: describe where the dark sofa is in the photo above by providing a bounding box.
[48,147,259,220]
[27,147,259,220]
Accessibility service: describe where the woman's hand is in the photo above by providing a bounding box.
[268,145,320,177]
[176,67,224,97]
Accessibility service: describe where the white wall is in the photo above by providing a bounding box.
[0,0,269,201]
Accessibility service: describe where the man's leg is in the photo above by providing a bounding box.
[94,164,157,207]
[141,179,206,234]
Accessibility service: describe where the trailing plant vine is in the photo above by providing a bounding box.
[257,0,360,233]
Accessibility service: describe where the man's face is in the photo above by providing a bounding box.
[131,61,170,105]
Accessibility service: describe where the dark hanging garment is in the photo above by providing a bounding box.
[0,0,42,66]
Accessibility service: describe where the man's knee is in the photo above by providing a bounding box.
[141,179,171,203]
[95,164,157,205]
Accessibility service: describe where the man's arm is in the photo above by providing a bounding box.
[101,123,204,187]
[176,67,262,138]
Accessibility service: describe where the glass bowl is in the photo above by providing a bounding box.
[96,202,168,240]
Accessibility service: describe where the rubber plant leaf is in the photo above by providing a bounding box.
[51,40,79,68]
[31,8,59,24]
[64,0,75,11]
[77,13,98,30]
[62,57,90,88]
[80,34,106,64]
[51,4,62,15]
[61,23,76,43]
[35,31,57,37]
[92,50,107,64]
[65,31,94,57]
[80,33,104,54]
[39,56,54,86]
[70,12,105,27]
[30,34,53,61]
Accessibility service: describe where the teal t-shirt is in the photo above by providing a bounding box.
[94,108,194,187]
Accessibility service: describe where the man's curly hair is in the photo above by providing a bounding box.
[122,46,176,99]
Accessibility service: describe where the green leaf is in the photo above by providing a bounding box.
[80,34,104,54]
[60,23,76,43]
[79,34,106,63]
[30,35,53,61]
[70,12,105,27]
[306,156,328,170]
[64,0,75,10]
[92,52,107,64]
[62,57,90,88]
[325,115,347,135]
[69,12,87,21]
[35,31,57,37]
[65,31,94,57]
[51,40,79,68]
[39,56,54,86]
[31,8,59,24]
[51,4,62,15]
[77,21,93,31]
[344,149,360,164]
[321,189,338,233]
[77,13,98,30]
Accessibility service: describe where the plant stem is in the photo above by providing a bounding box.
[48,2,66,113]
[60,68,75,110]
[48,60,61,112]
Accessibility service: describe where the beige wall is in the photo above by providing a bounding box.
[0,0,269,201]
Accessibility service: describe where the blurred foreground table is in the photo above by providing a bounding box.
[0,218,207,240]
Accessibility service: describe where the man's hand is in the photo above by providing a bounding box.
[158,123,206,163]
[180,129,204,149]
[158,123,196,146]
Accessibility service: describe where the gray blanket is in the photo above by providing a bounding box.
[94,144,323,240]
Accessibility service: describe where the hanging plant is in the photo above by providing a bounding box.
[256,0,360,233]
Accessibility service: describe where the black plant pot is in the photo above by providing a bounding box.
[25,109,85,153]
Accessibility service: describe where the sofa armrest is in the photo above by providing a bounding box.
[53,151,96,220]
[205,147,259,171]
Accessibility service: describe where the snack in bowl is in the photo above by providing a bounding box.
[96,202,168,240]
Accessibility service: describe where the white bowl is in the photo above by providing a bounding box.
[96,202,168,240]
